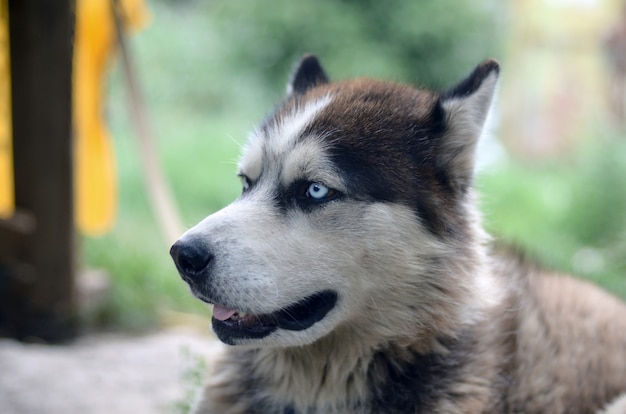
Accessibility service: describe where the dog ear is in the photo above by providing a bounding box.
[437,59,499,192]
[287,54,329,95]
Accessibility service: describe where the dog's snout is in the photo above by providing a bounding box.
[170,239,213,280]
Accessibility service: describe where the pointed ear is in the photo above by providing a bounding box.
[437,59,499,192]
[287,54,329,95]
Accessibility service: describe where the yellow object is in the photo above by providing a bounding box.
[0,0,149,229]
[0,0,12,219]
[73,0,150,235]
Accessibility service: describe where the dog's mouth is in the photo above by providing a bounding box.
[209,290,337,345]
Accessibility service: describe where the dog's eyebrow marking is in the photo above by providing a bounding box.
[238,95,333,183]
[281,139,345,191]
[270,94,333,155]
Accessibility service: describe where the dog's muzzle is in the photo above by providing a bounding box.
[170,237,338,345]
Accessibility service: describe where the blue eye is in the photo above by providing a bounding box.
[295,181,341,209]
[306,182,330,200]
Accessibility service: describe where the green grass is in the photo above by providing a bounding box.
[169,346,207,414]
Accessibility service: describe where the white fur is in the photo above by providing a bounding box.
[239,95,333,183]
[599,393,626,414]
[272,96,332,153]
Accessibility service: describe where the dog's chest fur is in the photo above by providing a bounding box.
[201,332,493,413]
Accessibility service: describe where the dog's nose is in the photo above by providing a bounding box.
[170,239,213,280]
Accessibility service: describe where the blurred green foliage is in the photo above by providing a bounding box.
[479,134,626,299]
[146,0,503,120]
[83,0,625,331]
[205,0,502,90]
[84,0,504,330]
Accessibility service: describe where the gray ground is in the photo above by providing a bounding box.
[0,329,221,414]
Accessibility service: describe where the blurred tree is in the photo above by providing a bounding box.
[203,0,502,95]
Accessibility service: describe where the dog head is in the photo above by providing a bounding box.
[171,55,499,347]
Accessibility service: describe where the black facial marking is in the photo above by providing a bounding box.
[212,290,337,345]
[368,331,474,413]
[324,120,463,239]
[262,60,490,240]
[272,179,343,214]
[238,174,253,194]
[286,74,481,239]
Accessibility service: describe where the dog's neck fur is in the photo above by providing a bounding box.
[204,313,502,414]
[254,328,380,411]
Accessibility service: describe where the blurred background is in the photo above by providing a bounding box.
[91,0,626,331]
[0,0,626,414]
[0,0,624,334]
[1,0,625,412]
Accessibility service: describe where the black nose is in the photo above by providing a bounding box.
[170,239,213,281]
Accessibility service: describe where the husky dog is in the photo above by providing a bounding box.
[170,55,626,413]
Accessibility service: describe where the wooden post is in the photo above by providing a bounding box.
[1,0,76,342]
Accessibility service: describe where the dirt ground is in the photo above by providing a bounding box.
[0,329,222,414]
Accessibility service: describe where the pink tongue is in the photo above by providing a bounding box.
[212,304,237,321]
